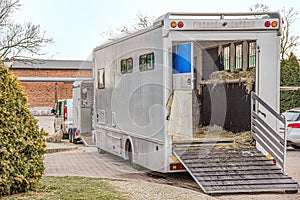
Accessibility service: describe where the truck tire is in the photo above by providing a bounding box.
[68,129,72,143]
[73,136,78,144]
[97,147,106,154]
[71,132,74,143]
[72,128,78,144]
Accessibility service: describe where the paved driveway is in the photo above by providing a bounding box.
[44,145,148,179]
[40,115,300,199]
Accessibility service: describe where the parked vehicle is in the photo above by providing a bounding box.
[93,12,282,172]
[92,12,300,194]
[52,99,73,139]
[68,80,94,144]
[282,108,300,149]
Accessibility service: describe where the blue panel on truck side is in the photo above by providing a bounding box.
[172,42,191,73]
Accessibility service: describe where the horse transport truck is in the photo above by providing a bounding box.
[92,12,299,194]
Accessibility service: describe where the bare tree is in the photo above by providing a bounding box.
[135,12,154,29]
[249,4,299,60]
[249,3,269,13]
[280,7,299,60]
[101,12,154,40]
[0,0,53,60]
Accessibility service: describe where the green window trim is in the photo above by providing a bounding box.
[139,52,155,71]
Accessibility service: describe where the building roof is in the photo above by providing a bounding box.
[4,59,93,70]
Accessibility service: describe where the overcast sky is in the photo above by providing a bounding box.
[13,0,300,60]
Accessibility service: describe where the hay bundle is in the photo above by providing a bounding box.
[194,125,254,148]
[207,68,255,94]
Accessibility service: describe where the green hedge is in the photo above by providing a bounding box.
[280,53,300,112]
[0,64,47,196]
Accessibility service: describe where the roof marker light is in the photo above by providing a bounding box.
[265,21,271,27]
[272,21,278,27]
[178,21,184,28]
[170,21,177,28]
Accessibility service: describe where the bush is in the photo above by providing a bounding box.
[0,64,47,196]
[280,53,300,112]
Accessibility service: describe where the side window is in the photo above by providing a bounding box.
[120,57,133,74]
[139,54,147,71]
[98,68,105,89]
[223,46,230,71]
[235,43,243,70]
[249,41,256,68]
[139,52,155,71]
[121,59,127,74]
[127,58,133,73]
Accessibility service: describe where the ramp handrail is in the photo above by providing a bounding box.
[251,92,287,172]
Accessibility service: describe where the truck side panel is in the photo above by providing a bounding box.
[94,27,169,171]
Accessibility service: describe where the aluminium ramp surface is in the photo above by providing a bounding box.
[173,147,299,195]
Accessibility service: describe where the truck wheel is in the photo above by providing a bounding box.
[97,147,106,154]
[73,137,78,144]
[72,128,78,144]
[68,129,72,143]
[70,129,74,143]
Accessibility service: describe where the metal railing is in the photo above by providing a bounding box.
[251,92,287,172]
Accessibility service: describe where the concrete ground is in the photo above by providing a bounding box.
[36,115,55,136]
[43,144,300,199]
[37,116,300,199]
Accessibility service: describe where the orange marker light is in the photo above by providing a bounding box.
[170,21,177,28]
[272,21,278,27]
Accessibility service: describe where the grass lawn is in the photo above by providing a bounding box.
[2,176,128,200]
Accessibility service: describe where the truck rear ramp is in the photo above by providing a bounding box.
[173,144,299,195]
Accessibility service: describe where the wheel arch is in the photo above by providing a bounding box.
[124,136,134,161]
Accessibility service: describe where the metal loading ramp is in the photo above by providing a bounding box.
[173,146,299,195]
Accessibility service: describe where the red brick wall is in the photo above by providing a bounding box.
[10,69,92,108]
[11,69,92,78]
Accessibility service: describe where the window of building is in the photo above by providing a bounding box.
[223,46,230,70]
[121,57,133,74]
[139,52,155,71]
[98,68,105,89]
[249,41,256,68]
[235,43,243,70]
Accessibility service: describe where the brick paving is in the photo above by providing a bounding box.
[43,143,300,199]
[44,146,144,179]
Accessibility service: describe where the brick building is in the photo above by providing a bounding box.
[5,59,93,115]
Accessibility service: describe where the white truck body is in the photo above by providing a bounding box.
[69,80,94,143]
[53,99,73,138]
[93,12,281,172]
